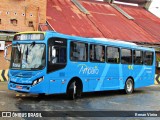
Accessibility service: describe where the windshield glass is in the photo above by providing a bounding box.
[11,43,45,70]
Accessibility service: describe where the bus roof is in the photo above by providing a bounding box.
[14,31,154,51]
[92,38,137,46]
[46,31,154,51]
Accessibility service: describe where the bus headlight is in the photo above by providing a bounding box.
[32,77,44,86]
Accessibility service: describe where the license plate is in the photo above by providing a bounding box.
[16,86,22,89]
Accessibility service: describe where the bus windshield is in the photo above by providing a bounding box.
[11,43,45,70]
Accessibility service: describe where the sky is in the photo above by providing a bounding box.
[149,0,160,18]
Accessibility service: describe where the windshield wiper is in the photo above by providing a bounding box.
[15,42,22,59]
[25,42,35,63]
[25,46,29,63]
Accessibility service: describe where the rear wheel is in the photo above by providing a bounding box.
[124,78,134,94]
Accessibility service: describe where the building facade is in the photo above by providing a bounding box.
[0,0,160,75]
[0,0,46,70]
[0,0,46,32]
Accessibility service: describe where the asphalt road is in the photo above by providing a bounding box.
[0,82,160,120]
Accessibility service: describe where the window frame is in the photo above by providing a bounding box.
[10,19,18,26]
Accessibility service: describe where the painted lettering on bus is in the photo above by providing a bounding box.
[78,64,99,75]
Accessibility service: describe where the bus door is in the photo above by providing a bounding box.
[47,37,67,94]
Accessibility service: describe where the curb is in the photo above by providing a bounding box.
[0,70,9,82]
[155,74,160,85]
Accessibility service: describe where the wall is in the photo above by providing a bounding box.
[0,41,11,70]
[0,0,46,32]
[156,52,160,74]
[0,0,47,70]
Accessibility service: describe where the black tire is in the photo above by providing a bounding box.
[124,78,134,94]
[67,81,76,100]
[67,80,82,100]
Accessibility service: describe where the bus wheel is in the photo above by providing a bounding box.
[124,78,134,94]
[67,80,82,100]
[67,81,76,100]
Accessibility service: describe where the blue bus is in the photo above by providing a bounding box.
[6,31,155,99]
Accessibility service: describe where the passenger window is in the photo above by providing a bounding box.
[121,49,132,64]
[70,41,88,62]
[144,51,153,65]
[106,46,120,64]
[133,50,143,65]
[90,44,105,62]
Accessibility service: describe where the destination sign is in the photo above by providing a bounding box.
[13,33,44,41]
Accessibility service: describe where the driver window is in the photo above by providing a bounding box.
[47,37,67,73]
[49,46,66,64]
[51,46,58,63]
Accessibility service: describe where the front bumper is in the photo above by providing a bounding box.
[8,81,47,94]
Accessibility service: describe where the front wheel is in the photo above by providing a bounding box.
[67,80,82,100]
[124,78,134,94]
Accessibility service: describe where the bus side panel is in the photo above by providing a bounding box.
[102,64,121,90]
[47,71,65,94]
[134,50,155,88]
[46,62,90,94]
[66,62,122,92]
[121,64,133,86]
[133,65,144,88]
[134,65,155,88]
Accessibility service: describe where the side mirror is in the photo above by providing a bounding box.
[4,44,12,61]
